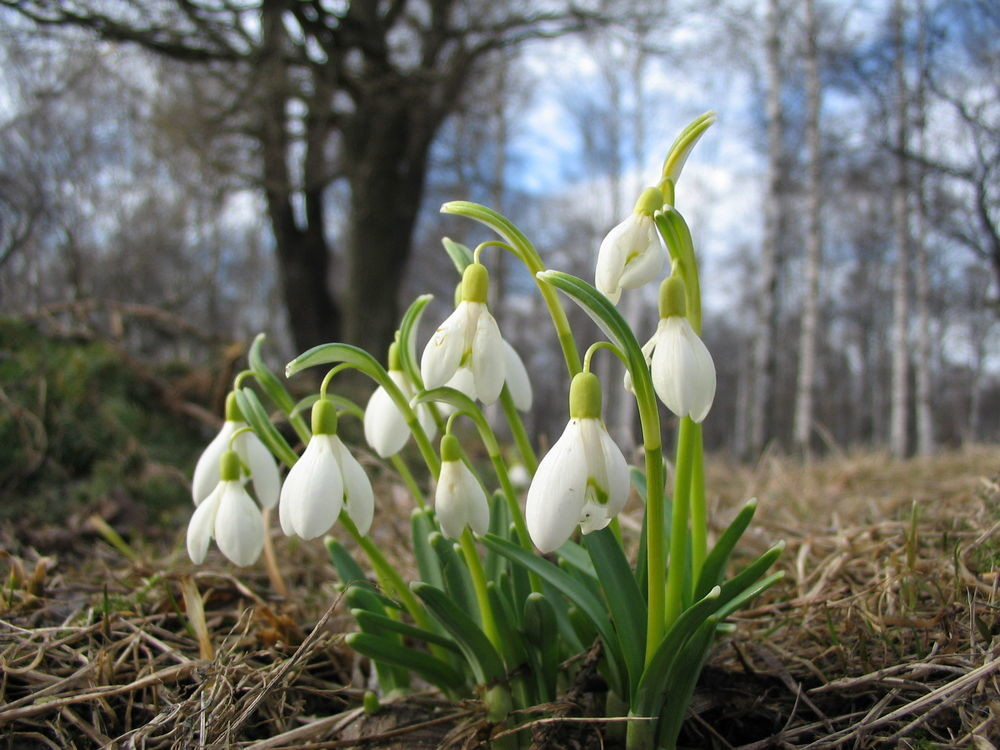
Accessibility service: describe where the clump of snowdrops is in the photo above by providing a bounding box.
[185,112,783,750]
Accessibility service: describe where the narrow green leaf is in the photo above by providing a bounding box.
[584,528,647,692]
[695,497,758,599]
[633,586,721,717]
[480,533,626,698]
[347,632,465,694]
[326,537,366,583]
[411,509,445,590]
[716,543,784,613]
[486,583,529,671]
[555,539,597,580]
[656,617,719,749]
[352,609,460,652]
[430,532,478,622]
[249,333,295,414]
[345,582,403,614]
[661,110,717,184]
[397,294,433,387]
[716,571,784,621]
[411,582,505,685]
[442,237,474,274]
[484,492,511,581]
[234,387,297,467]
[523,592,559,700]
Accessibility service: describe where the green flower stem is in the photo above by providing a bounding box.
[390,454,426,510]
[441,201,581,376]
[489,450,542,594]
[459,528,501,651]
[689,424,707,583]
[638,400,666,665]
[665,417,696,629]
[499,387,538,474]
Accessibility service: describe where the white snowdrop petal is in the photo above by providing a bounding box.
[285,436,344,539]
[421,303,470,388]
[526,420,589,553]
[472,310,506,405]
[240,431,281,508]
[187,486,222,563]
[214,483,264,567]
[435,460,489,539]
[502,341,533,411]
[650,319,685,416]
[191,421,237,505]
[616,217,664,290]
[597,422,631,517]
[685,327,717,423]
[595,219,631,303]
[364,384,409,457]
[333,437,375,536]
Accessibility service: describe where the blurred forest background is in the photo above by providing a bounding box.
[0,0,997,517]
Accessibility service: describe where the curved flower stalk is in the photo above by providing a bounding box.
[187,449,265,566]
[280,398,374,539]
[643,275,717,423]
[421,262,507,405]
[595,187,666,305]
[364,342,437,458]
[191,392,280,508]
[434,434,490,539]
[526,371,630,553]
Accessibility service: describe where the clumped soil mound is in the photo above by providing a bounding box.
[1,447,997,749]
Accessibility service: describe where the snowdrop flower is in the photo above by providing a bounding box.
[434,434,490,539]
[436,339,531,414]
[191,392,280,509]
[280,398,374,539]
[364,343,437,457]
[421,263,506,405]
[595,187,666,305]
[644,275,716,423]
[187,449,265,566]
[526,372,629,553]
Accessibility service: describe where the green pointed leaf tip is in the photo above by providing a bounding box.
[661,111,717,184]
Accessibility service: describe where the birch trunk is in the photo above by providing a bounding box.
[889,0,911,459]
[750,0,784,457]
[913,0,935,455]
[794,0,823,456]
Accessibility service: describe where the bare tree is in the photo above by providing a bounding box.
[2,0,601,357]
[793,0,823,456]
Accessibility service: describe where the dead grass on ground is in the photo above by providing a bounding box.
[1,446,998,749]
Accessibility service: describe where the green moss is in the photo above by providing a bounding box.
[0,317,206,521]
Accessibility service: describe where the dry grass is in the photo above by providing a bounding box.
[1,446,998,749]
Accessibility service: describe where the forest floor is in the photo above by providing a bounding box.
[1,445,998,749]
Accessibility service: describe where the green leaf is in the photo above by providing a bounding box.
[480,533,626,698]
[716,571,784,621]
[484,492,511,581]
[411,582,505,685]
[347,633,465,694]
[234,387,297,467]
[411,509,445,591]
[486,582,529,672]
[345,582,403,614]
[352,609,459,653]
[249,333,295,414]
[716,542,785,613]
[397,294,433,387]
[633,586,722,717]
[656,617,719,748]
[442,237,474,274]
[326,537,365,583]
[695,497,758,599]
[523,592,559,700]
[584,528,647,693]
[661,111,716,184]
[430,532,478,622]
[555,539,597,580]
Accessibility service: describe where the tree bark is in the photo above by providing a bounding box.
[793,0,823,456]
[890,0,911,459]
[750,0,784,457]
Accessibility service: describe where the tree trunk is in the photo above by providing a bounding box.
[342,95,435,358]
[890,0,911,459]
[794,0,823,456]
[260,3,340,355]
[913,0,935,456]
[750,0,784,457]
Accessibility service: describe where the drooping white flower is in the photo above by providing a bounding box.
[364,344,437,458]
[187,450,265,567]
[526,372,630,553]
[643,275,717,423]
[192,393,280,508]
[421,263,506,405]
[595,187,666,305]
[434,434,490,539]
[280,398,374,539]
[502,341,533,412]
